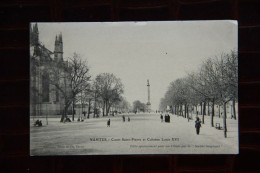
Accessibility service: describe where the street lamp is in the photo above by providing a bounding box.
[39,65,48,125]
[230,103,233,119]
[46,104,48,125]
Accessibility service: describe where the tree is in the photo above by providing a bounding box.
[159,98,167,112]
[224,51,238,120]
[49,53,91,122]
[197,58,220,126]
[91,80,103,118]
[77,85,92,119]
[113,97,131,113]
[133,100,147,113]
[95,73,124,116]
[160,50,237,138]
[214,52,238,137]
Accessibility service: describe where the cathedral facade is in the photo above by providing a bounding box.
[30,23,71,117]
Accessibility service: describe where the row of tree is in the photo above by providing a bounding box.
[159,51,238,138]
[79,72,130,119]
[48,53,130,122]
[132,100,148,113]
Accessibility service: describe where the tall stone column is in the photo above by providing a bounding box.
[147,80,151,112]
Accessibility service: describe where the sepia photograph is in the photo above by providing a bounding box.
[30,21,238,155]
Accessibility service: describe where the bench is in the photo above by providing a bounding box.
[215,123,222,130]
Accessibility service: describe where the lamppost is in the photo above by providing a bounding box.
[230,103,233,119]
[46,104,48,125]
[37,61,42,121]
[39,65,47,125]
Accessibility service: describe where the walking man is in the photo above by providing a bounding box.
[195,117,201,135]
[107,119,110,127]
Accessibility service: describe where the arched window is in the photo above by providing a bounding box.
[42,72,49,102]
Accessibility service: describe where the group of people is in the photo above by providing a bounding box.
[34,119,42,126]
[77,117,84,122]
[107,112,202,135]
[122,115,130,122]
[160,112,202,135]
[107,115,131,127]
[160,114,170,123]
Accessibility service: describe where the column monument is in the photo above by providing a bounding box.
[147,79,151,112]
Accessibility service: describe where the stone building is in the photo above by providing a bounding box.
[30,23,71,117]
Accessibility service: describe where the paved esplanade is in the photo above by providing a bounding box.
[30,113,238,155]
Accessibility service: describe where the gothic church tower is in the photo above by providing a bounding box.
[54,33,63,61]
[30,23,39,46]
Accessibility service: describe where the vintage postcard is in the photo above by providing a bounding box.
[30,21,238,155]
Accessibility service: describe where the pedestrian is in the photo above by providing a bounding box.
[128,117,130,122]
[160,114,163,122]
[122,115,125,122]
[195,117,201,135]
[107,119,110,127]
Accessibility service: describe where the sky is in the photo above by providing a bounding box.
[35,21,237,110]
